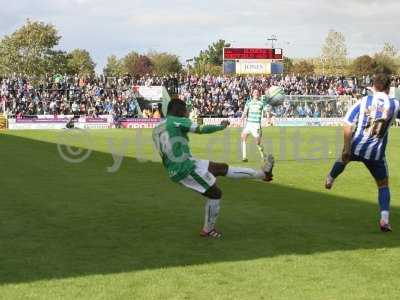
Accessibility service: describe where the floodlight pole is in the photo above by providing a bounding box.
[267,35,278,49]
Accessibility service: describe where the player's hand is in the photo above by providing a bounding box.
[220,120,230,128]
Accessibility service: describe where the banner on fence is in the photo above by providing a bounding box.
[118,118,161,129]
[274,118,343,127]
[202,118,343,127]
[8,115,113,130]
[7,116,344,130]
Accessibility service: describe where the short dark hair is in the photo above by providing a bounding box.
[251,86,261,93]
[167,99,187,117]
[373,73,391,92]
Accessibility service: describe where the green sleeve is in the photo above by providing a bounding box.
[172,117,193,132]
[194,125,226,134]
[262,95,270,104]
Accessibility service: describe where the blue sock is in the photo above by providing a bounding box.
[378,186,390,212]
[329,161,346,178]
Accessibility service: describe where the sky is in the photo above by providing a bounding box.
[0,0,399,72]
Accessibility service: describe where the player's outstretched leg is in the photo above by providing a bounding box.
[200,185,223,238]
[325,160,347,189]
[198,156,275,239]
[208,155,275,182]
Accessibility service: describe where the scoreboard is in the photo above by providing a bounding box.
[223,48,284,75]
[223,48,283,60]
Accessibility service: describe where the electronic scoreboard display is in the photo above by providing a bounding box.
[223,48,283,60]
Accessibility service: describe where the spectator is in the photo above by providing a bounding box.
[2,73,397,119]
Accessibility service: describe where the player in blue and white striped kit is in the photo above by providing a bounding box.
[325,73,399,232]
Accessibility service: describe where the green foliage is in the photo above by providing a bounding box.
[321,29,348,75]
[67,49,96,76]
[283,57,294,74]
[122,51,153,76]
[42,50,70,76]
[103,55,125,77]
[122,51,139,75]
[192,63,222,76]
[0,20,95,77]
[147,51,182,75]
[193,39,230,75]
[206,39,229,65]
[1,21,398,78]
[291,60,315,75]
[381,42,398,58]
[373,53,398,75]
[348,48,399,76]
[349,55,376,76]
[373,43,399,75]
[0,20,61,77]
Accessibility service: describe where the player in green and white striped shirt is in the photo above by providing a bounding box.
[153,99,275,238]
[241,88,268,162]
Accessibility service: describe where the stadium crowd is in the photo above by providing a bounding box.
[1,74,399,118]
[180,74,372,118]
[0,74,179,119]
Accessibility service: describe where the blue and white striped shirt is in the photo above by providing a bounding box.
[344,92,400,161]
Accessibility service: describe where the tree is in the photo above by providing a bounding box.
[348,53,398,76]
[0,19,61,77]
[135,55,153,76]
[192,63,222,76]
[321,29,348,75]
[349,55,376,76]
[205,39,230,65]
[283,57,294,74]
[292,60,315,75]
[373,53,397,75]
[375,43,399,75]
[103,55,125,77]
[147,51,182,74]
[381,42,398,58]
[123,51,139,76]
[193,39,231,74]
[123,51,153,76]
[46,50,69,74]
[67,49,96,76]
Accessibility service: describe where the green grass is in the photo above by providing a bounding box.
[1,127,400,299]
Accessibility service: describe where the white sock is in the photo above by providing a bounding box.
[242,141,247,159]
[326,174,334,183]
[226,167,264,179]
[203,199,221,232]
[381,210,389,223]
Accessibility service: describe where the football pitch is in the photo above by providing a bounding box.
[1,127,400,300]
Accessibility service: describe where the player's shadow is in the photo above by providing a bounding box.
[1,133,400,285]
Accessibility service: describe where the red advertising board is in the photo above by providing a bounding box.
[223,48,283,60]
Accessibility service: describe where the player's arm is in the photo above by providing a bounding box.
[342,101,361,163]
[192,120,230,134]
[175,117,229,134]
